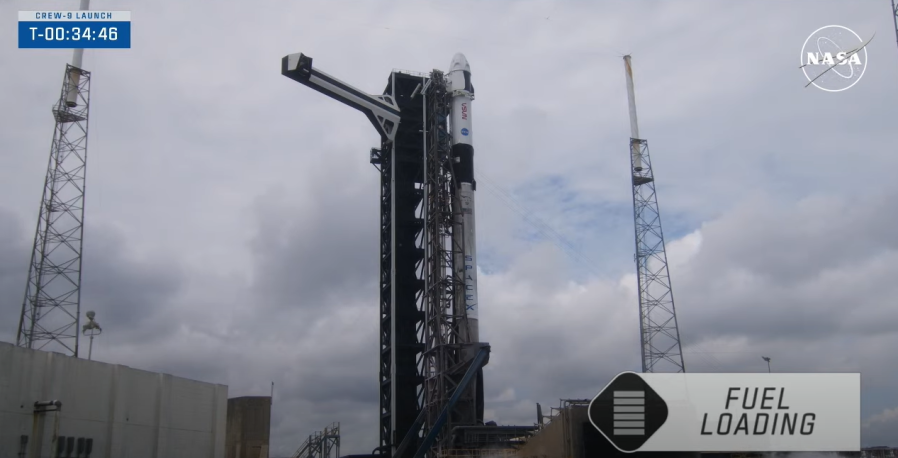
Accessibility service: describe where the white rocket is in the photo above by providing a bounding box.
[449,52,485,425]
[448,53,479,345]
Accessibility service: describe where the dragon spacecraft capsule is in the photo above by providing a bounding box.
[449,53,479,343]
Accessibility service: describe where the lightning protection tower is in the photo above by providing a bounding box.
[17,2,92,357]
[623,55,685,373]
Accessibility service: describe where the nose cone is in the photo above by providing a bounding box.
[449,53,470,73]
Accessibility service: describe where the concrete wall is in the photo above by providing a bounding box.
[225,396,271,458]
[0,341,228,458]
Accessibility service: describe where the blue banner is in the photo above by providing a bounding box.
[18,21,131,48]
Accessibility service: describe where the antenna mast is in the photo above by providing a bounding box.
[623,55,685,373]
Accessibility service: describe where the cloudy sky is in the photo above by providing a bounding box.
[2,0,897,454]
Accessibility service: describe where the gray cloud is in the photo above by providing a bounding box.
[248,158,380,312]
[863,406,898,446]
[80,226,185,333]
[0,212,187,350]
[0,209,30,344]
[676,189,898,343]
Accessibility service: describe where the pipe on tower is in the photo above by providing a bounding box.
[623,55,643,172]
[65,0,90,107]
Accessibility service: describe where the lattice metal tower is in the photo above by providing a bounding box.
[623,55,685,374]
[17,52,92,357]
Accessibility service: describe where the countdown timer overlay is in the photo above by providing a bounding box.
[18,11,131,49]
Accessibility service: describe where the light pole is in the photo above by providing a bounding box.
[761,356,771,373]
[82,311,102,360]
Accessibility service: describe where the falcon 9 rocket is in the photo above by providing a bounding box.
[449,52,484,424]
[449,53,478,344]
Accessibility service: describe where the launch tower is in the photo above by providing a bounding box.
[283,53,533,458]
[283,53,515,458]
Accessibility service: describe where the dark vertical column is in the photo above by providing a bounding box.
[378,73,426,456]
[378,134,393,453]
[389,73,426,457]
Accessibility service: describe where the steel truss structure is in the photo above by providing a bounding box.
[291,422,341,458]
[420,71,469,454]
[17,64,91,357]
[418,67,509,458]
[378,68,503,458]
[630,138,685,373]
[371,70,428,457]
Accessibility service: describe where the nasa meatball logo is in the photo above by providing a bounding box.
[461,128,469,136]
[588,372,668,452]
[800,25,869,92]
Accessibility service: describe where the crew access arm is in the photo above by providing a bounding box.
[281,53,401,141]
